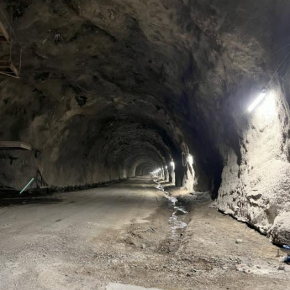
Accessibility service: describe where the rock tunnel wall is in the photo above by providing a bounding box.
[212,0,290,242]
[0,0,215,190]
[217,85,290,239]
[0,150,41,189]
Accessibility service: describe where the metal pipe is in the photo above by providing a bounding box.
[19,178,35,194]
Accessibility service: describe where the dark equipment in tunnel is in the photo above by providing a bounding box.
[0,10,22,79]
[0,141,32,151]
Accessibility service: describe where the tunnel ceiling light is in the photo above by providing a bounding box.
[151,168,161,175]
[187,154,193,165]
[165,166,168,169]
[247,91,267,113]
[170,161,175,170]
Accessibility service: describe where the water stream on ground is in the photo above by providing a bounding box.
[153,179,188,239]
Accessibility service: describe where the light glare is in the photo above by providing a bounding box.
[187,154,193,164]
[248,92,266,113]
[151,168,162,175]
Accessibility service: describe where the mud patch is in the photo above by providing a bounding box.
[121,204,171,252]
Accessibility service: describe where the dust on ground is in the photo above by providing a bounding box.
[85,184,290,290]
[0,178,289,290]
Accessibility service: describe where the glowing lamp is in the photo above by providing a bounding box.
[187,154,193,164]
[248,91,267,113]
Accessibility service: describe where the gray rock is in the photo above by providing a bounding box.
[278,265,285,271]
[269,212,290,245]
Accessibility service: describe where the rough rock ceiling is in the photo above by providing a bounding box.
[0,0,289,191]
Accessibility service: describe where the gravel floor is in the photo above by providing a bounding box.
[0,177,289,290]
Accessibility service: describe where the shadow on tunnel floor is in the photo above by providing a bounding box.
[0,196,63,207]
[109,178,158,189]
[0,177,171,208]
[0,192,165,208]
[111,184,156,189]
[163,185,176,190]
[0,189,64,207]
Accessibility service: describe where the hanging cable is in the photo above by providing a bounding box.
[268,42,290,58]
[265,50,290,90]
[217,48,290,146]
[0,6,21,46]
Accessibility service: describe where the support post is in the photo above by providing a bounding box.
[19,178,35,194]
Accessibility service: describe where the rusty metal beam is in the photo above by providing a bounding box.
[0,21,9,42]
[0,141,32,151]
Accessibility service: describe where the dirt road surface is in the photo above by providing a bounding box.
[0,177,289,290]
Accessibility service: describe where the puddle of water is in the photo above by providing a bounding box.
[174,206,188,214]
[153,179,188,239]
[106,283,163,290]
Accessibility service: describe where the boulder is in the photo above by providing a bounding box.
[269,212,290,245]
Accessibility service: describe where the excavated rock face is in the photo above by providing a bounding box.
[270,212,290,245]
[0,0,290,242]
[0,0,223,189]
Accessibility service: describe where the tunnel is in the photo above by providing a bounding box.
[0,1,290,289]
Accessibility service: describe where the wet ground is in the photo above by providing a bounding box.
[153,179,189,240]
[0,176,290,289]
